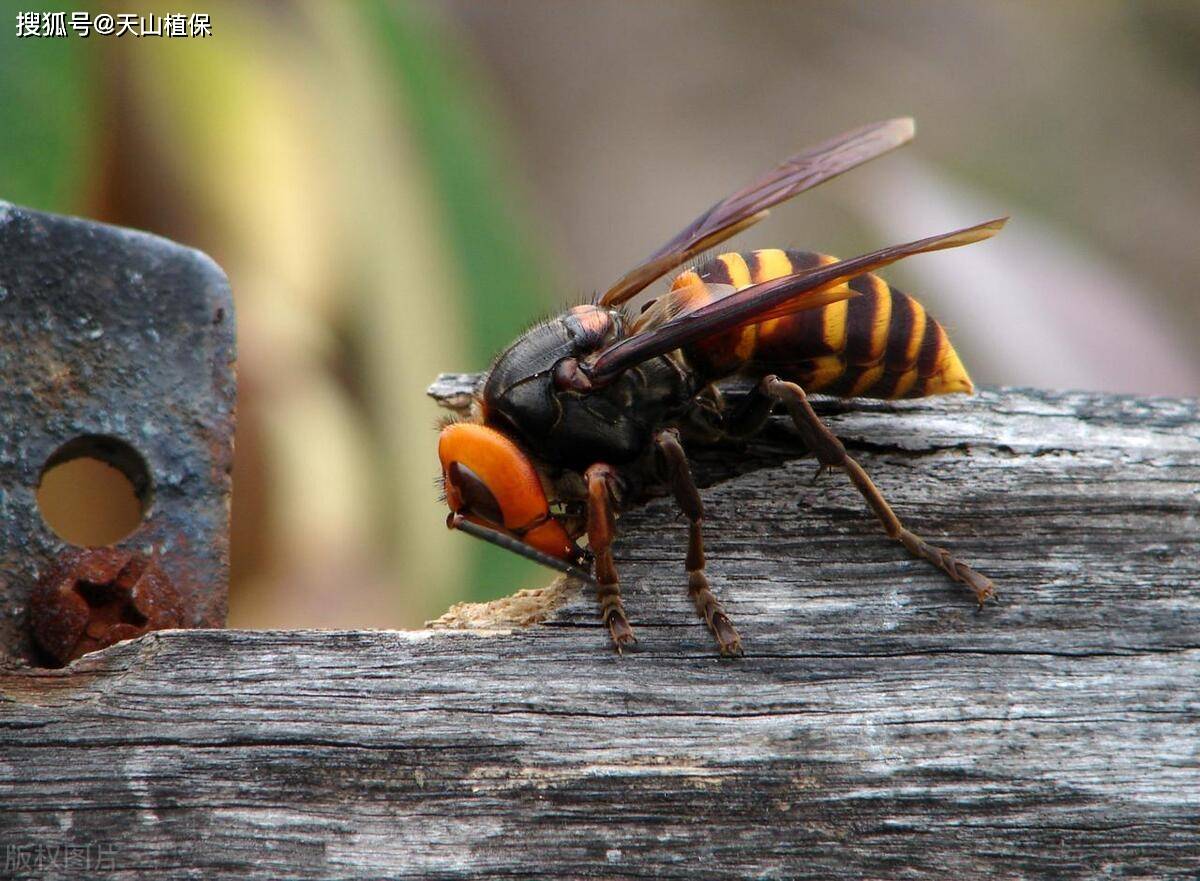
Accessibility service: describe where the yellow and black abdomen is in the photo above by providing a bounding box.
[675,248,973,399]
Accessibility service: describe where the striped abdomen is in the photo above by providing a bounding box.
[674,248,972,399]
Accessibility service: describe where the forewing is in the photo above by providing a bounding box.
[598,117,915,308]
[629,280,738,334]
[588,217,1007,384]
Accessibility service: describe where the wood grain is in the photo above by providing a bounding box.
[2,384,1197,879]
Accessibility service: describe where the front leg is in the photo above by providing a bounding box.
[762,375,997,605]
[655,430,743,656]
[585,463,636,652]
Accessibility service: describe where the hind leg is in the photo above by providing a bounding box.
[762,376,996,605]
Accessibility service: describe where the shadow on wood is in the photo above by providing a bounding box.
[1,384,1197,878]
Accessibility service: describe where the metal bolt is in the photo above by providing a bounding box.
[29,548,184,666]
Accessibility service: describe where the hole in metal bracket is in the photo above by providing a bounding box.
[36,435,152,547]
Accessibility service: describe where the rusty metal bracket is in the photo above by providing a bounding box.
[0,201,235,665]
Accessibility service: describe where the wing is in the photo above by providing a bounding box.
[629,280,738,334]
[597,118,915,309]
[586,217,1007,386]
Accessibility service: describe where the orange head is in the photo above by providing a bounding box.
[438,422,580,564]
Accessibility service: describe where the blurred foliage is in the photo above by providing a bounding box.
[0,0,97,211]
[364,0,552,357]
[1129,1,1200,87]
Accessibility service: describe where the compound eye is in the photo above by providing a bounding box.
[447,461,504,525]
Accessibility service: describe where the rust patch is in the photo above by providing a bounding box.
[29,549,183,666]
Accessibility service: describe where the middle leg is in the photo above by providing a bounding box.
[655,429,743,655]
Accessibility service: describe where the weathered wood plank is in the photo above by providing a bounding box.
[1,386,1198,879]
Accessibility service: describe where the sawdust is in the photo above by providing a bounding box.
[425,575,581,630]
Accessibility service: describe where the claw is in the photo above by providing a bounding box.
[606,613,637,654]
[611,634,637,655]
[969,574,998,607]
[948,556,997,606]
[711,612,743,657]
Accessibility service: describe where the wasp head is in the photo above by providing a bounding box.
[437,421,586,568]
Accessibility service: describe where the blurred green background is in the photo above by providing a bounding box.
[2,1,1198,628]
